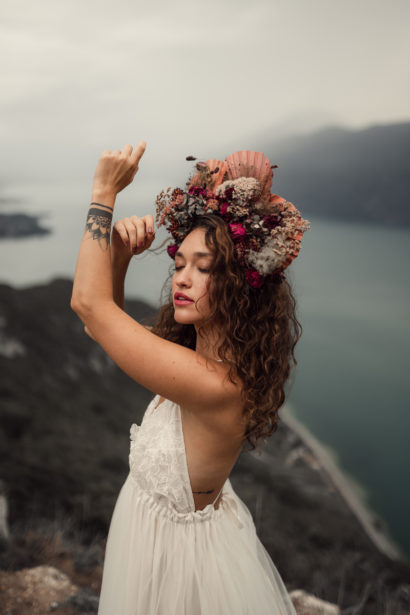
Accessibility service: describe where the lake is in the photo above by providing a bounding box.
[1,178,409,561]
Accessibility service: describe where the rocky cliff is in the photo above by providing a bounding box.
[0,278,409,614]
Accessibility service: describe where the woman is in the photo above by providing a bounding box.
[71,141,310,614]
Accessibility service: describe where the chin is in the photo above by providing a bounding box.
[173,307,190,323]
[173,307,203,327]
[173,313,196,326]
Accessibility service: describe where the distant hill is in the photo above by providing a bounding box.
[255,121,410,227]
[0,212,51,239]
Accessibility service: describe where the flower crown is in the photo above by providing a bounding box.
[155,151,311,288]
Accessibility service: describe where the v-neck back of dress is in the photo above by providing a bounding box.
[129,395,223,514]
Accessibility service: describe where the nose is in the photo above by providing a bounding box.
[174,265,192,288]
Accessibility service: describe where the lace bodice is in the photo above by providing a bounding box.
[129,395,224,516]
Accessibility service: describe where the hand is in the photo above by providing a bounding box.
[92,141,146,200]
[111,214,156,263]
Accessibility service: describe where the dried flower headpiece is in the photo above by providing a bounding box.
[155,151,311,288]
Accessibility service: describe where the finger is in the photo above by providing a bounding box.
[123,218,137,252]
[143,214,155,235]
[130,140,146,166]
[112,149,121,156]
[131,216,148,250]
[146,231,156,248]
[122,144,133,157]
[113,221,130,247]
[129,164,142,184]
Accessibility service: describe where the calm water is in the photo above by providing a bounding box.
[287,217,410,561]
[1,179,409,560]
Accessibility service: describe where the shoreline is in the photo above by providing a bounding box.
[279,403,405,562]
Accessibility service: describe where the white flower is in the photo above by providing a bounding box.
[216,177,262,205]
[247,236,288,275]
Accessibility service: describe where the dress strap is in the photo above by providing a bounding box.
[211,483,225,506]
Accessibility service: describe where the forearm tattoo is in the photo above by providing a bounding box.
[84,206,112,250]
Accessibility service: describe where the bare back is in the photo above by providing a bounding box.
[155,395,247,511]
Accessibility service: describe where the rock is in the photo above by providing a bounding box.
[0,314,26,358]
[74,543,105,572]
[290,590,340,614]
[65,587,99,613]
[0,278,156,541]
[0,480,9,544]
[0,565,78,613]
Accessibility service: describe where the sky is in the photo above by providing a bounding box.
[1,0,409,190]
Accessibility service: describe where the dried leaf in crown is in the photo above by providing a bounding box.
[187,160,228,192]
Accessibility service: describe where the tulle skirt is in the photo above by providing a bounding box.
[97,472,297,615]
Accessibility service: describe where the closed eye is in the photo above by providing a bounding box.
[174,266,210,273]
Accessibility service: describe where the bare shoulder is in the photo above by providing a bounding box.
[182,375,247,440]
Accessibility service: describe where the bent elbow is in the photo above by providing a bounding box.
[70,296,82,314]
[70,295,91,317]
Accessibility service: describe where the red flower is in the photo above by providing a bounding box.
[220,203,230,221]
[263,214,281,229]
[246,269,264,288]
[229,223,247,240]
[167,243,179,258]
[188,186,207,197]
[224,186,235,200]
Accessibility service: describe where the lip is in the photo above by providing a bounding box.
[174,292,194,305]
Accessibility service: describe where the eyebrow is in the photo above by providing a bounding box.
[175,250,212,258]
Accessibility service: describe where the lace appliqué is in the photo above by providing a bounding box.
[128,397,194,514]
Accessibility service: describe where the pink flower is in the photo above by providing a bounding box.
[229,222,246,240]
[167,243,179,258]
[246,269,264,288]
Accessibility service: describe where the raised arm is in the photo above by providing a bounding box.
[80,152,141,339]
[84,254,129,340]
[71,143,237,415]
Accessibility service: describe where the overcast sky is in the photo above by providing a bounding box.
[1,0,409,188]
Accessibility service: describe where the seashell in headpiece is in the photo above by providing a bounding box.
[225,151,274,201]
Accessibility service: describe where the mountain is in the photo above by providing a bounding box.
[241,121,410,227]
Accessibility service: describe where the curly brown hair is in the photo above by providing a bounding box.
[149,214,303,454]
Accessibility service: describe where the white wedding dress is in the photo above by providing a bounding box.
[97,394,297,614]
